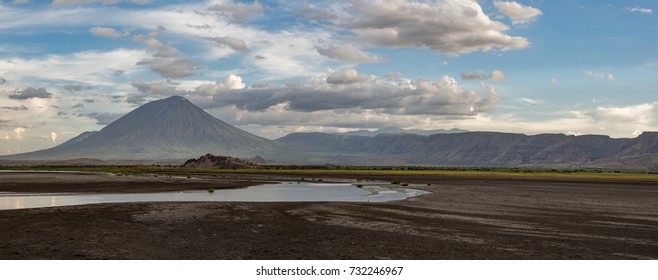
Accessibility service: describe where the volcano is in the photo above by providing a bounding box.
[3,96,281,161]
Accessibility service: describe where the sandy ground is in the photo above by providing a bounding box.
[0,171,657,259]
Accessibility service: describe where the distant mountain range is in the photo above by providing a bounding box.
[3,96,658,169]
[337,127,468,137]
[276,131,658,169]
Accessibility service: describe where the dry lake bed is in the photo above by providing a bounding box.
[1,171,657,259]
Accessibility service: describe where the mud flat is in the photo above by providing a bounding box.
[1,171,657,259]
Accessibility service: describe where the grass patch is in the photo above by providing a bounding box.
[3,165,658,181]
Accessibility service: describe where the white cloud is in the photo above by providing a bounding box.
[494,1,543,25]
[208,1,264,23]
[335,0,530,55]
[135,37,200,79]
[195,74,246,97]
[195,72,500,119]
[326,69,370,84]
[0,49,147,86]
[13,127,26,140]
[488,70,506,81]
[0,2,335,80]
[585,71,615,81]
[89,27,123,39]
[519,98,542,106]
[627,6,653,14]
[50,131,57,144]
[315,44,383,63]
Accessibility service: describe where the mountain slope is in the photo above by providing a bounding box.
[276,131,658,168]
[3,96,281,160]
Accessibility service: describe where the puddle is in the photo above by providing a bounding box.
[0,182,429,210]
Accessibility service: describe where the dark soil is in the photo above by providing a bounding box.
[1,172,657,259]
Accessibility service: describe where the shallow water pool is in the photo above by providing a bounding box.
[0,182,429,210]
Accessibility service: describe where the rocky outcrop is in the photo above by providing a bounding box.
[182,153,258,169]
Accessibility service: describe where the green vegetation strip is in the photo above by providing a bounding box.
[2,165,658,180]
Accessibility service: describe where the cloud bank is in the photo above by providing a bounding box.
[334,0,530,55]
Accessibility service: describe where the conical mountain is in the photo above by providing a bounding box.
[3,96,280,160]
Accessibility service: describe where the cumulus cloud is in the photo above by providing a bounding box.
[196,72,500,118]
[13,127,26,140]
[336,0,529,55]
[50,132,57,144]
[627,6,653,14]
[461,70,505,81]
[315,44,383,63]
[488,70,505,81]
[326,69,370,84]
[89,27,123,39]
[494,1,543,25]
[208,1,264,23]
[135,38,200,79]
[124,69,500,129]
[585,71,614,81]
[195,74,247,97]
[9,87,53,99]
[208,36,249,52]
[554,102,658,137]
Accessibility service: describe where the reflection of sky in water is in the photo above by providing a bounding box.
[0,183,429,210]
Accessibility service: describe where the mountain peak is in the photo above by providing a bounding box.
[163,95,187,102]
[2,96,280,160]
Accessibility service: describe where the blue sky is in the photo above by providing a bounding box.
[1,0,657,155]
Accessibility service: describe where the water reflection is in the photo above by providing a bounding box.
[0,183,429,210]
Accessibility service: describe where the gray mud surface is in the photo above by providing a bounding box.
[1,172,657,259]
